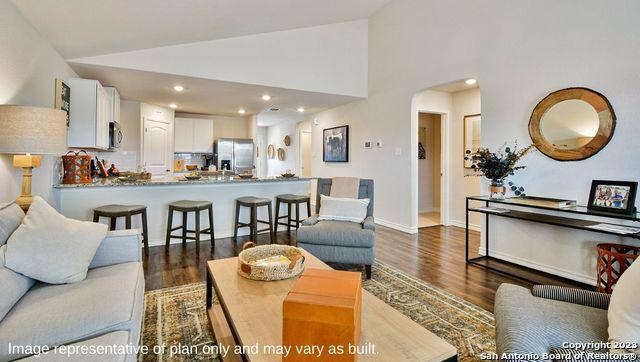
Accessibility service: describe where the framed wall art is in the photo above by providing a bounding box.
[323,125,349,162]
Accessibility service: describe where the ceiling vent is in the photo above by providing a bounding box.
[267,107,280,112]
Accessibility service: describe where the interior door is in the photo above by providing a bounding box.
[143,118,171,175]
[300,131,312,177]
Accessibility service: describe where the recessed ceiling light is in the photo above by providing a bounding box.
[173,85,184,92]
[465,78,477,85]
[297,107,305,113]
[238,108,246,114]
[261,94,271,101]
[169,103,177,109]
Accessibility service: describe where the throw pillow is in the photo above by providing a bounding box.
[0,203,24,246]
[0,245,35,321]
[608,258,640,355]
[4,196,108,284]
[317,195,370,223]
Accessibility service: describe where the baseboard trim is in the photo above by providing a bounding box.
[147,229,252,247]
[375,218,418,234]
[449,220,481,232]
[477,248,597,286]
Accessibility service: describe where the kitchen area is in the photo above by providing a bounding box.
[53,78,311,246]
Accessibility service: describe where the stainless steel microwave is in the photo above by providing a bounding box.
[109,122,123,150]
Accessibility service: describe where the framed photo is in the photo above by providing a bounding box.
[323,125,349,162]
[587,180,638,214]
[55,79,71,127]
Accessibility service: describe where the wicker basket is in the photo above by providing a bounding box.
[237,242,305,281]
[61,151,92,184]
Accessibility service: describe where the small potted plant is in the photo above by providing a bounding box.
[465,142,535,199]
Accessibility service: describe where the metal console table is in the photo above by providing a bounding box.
[466,196,640,285]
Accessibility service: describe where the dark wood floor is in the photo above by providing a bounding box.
[143,224,582,313]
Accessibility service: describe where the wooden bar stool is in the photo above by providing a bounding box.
[165,200,215,251]
[233,197,274,244]
[275,194,311,232]
[93,204,149,255]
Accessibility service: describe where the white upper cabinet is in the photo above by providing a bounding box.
[192,118,214,152]
[174,117,213,153]
[174,118,194,152]
[104,86,121,124]
[67,78,111,150]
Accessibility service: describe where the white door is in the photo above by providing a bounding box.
[300,130,312,177]
[143,118,172,175]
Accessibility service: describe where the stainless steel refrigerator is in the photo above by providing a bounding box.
[214,138,254,173]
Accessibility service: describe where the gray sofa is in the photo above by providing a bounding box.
[297,178,375,279]
[0,229,144,362]
[495,284,610,359]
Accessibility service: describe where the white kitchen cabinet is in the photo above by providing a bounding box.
[67,78,110,149]
[174,117,213,153]
[192,118,214,152]
[174,118,194,152]
[104,86,121,124]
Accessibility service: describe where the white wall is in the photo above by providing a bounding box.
[450,88,482,229]
[70,20,369,98]
[0,1,77,205]
[311,0,640,284]
[265,120,299,177]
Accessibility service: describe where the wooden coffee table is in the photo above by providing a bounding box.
[206,251,457,361]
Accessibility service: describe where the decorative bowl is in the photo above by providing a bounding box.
[238,173,254,179]
[280,173,296,178]
[186,165,198,171]
[184,174,202,180]
[237,242,305,281]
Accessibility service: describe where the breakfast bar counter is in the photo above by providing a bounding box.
[53,176,312,246]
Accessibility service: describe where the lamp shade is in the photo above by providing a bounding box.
[0,105,67,155]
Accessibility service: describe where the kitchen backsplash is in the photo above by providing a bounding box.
[174,153,208,170]
[98,151,138,173]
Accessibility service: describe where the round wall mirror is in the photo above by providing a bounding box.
[529,87,615,161]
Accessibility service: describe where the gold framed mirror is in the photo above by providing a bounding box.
[463,114,481,168]
[529,87,616,161]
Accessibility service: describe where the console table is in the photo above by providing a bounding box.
[466,196,640,285]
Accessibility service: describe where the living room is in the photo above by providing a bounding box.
[1,0,640,361]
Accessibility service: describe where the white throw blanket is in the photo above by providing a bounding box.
[330,177,360,198]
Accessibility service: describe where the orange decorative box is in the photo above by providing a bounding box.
[283,268,362,362]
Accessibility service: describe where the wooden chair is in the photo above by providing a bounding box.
[166,200,215,252]
[93,204,149,255]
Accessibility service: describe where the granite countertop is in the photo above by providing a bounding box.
[54,175,312,189]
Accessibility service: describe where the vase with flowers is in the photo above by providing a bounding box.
[465,142,535,199]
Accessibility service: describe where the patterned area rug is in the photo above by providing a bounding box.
[140,260,496,361]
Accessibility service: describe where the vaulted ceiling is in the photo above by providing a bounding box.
[12,0,391,59]
[12,0,387,119]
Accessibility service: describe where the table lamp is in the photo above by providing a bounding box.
[0,105,67,211]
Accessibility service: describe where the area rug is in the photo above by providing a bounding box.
[140,260,496,361]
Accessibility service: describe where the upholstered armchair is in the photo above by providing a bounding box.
[495,284,610,358]
[296,178,375,279]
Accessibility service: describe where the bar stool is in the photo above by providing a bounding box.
[233,197,274,244]
[93,204,149,255]
[165,200,215,251]
[275,194,312,232]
